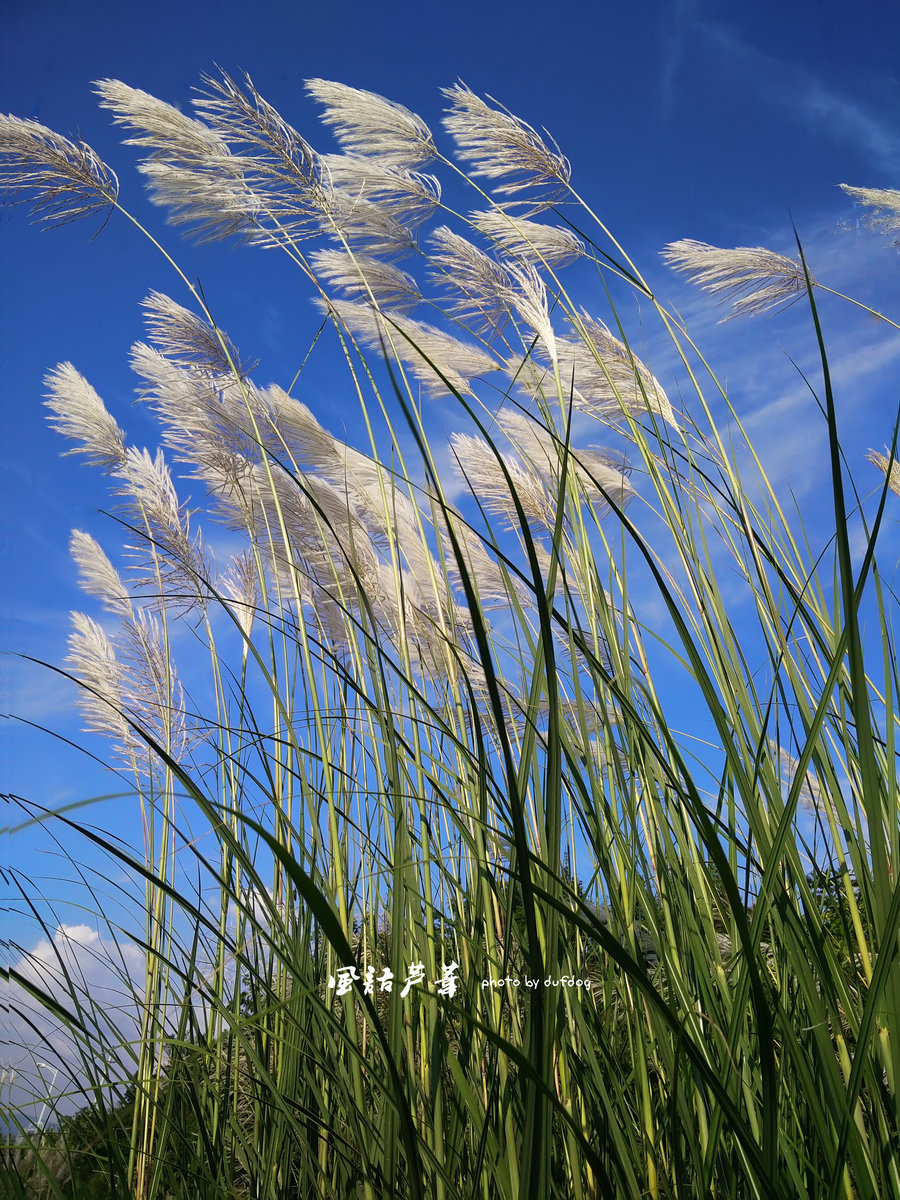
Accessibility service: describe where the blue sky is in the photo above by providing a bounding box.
[3,0,900,1117]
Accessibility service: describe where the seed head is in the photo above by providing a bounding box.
[867,448,900,497]
[442,84,570,207]
[662,238,812,318]
[840,184,900,236]
[305,79,436,169]
[0,114,118,225]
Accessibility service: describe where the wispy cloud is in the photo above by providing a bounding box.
[700,23,900,177]
[3,924,144,1122]
[657,0,705,121]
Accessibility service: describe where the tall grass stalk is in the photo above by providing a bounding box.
[2,75,899,1199]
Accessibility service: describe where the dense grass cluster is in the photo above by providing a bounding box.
[2,73,900,1199]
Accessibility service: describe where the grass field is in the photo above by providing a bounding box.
[3,74,899,1199]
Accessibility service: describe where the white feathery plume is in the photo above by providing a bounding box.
[661,239,813,318]
[119,608,192,759]
[262,391,430,579]
[256,388,338,468]
[222,550,262,645]
[496,411,635,514]
[571,448,636,512]
[95,78,260,245]
[139,159,266,245]
[867,448,900,497]
[428,226,514,334]
[141,292,251,376]
[97,75,327,248]
[450,432,557,527]
[310,249,421,309]
[471,210,584,266]
[116,446,211,605]
[442,84,570,206]
[494,410,561,474]
[44,364,128,471]
[318,298,498,396]
[130,342,266,474]
[117,446,186,532]
[568,311,676,426]
[320,189,418,258]
[774,744,824,814]
[66,613,132,749]
[503,260,557,360]
[95,77,224,161]
[320,153,440,223]
[840,184,900,235]
[0,114,118,224]
[305,79,436,168]
[193,69,317,176]
[69,531,132,618]
[442,514,530,608]
[509,316,676,427]
[192,69,331,247]
[302,473,381,584]
[245,460,378,604]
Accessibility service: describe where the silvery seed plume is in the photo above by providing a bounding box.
[67,613,132,751]
[194,70,316,174]
[263,391,427,561]
[141,161,266,245]
[333,447,424,556]
[141,292,253,376]
[568,311,676,426]
[130,343,272,476]
[867,448,900,497]
[774,744,824,814]
[120,608,192,759]
[494,409,562,476]
[661,239,813,318]
[442,514,531,609]
[305,79,436,169]
[496,410,635,514]
[95,78,224,161]
[429,226,514,334]
[246,461,378,603]
[254,387,338,469]
[116,446,211,607]
[70,531,132,618]
[442,84,570,207]
[840,184,900,235]
[450,432,557,527]
[321,189,418,258]
[321,154,440,224]
[0,114,118,225]
[193,69,330,240]
[471,210,584,267]
[95,78,259,244]
[97,77,320,247]
[44,363,128,471]
[318,298,498,396]
[510,324,676,428]
[303,474,381,584]
[310,249,421,310]
[503,259,556,359]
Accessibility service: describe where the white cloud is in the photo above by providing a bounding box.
[3,923,145,1124]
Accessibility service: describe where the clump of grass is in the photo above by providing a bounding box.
[2,73,899,1200]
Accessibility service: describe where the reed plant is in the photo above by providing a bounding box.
[2,73,899,1199]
